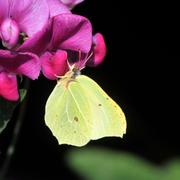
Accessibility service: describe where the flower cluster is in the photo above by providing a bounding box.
[0,0,106,101]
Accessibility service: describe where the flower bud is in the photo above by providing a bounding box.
[0,18,20,49]
[0,71,19,101]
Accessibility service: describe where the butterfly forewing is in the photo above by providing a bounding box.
[45,80,92,146]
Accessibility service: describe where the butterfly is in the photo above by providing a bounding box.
[45,54,126,147]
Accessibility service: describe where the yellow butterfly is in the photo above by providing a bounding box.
[45,65,126,147]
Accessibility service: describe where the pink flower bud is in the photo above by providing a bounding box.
[0,18,20,49]
[0,71,19,101]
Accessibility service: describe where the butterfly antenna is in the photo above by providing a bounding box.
[67,58,72,70]
[80,51,94,70]
[77,49,82,69]
[78,49,82,62]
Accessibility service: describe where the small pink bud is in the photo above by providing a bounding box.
[0,18,20,49]
[0,71,19,101]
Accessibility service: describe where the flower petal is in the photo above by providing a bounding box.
[51,14,92,54]
[0,50,40,80]
[87,33,107,67]
[0,71,19,101]
[9,0,49,36]
[46,0,70,17]
[60,0,84,9]
[41,50,68,80]
[0,0,9,23]
[19,14,92,56]
[17,20,52,55]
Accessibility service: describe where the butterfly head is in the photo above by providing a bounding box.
[69,64,81,79]
[58,50,93,85]
[67,50,93,75]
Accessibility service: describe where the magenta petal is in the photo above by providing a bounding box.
[51,14,92,54]
[41,50,68,80]
[15,52,41,80]
[19,14,92,56]
[46,0,70,17]
[0,50,40,80]
[88,33,107,67]
[10,0,49,37]
[60,0,84,8]
[0,0,9,23]
[0,72,19,101]
[17,20,52,55]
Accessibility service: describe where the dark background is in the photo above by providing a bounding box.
[0,0,180,179]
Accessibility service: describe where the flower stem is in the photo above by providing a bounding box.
[0,78,30,180]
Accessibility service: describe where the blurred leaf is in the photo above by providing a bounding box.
[67,148,160,180]
[67,147,180,180]
[164,160,180,180]
[0,89,27,134]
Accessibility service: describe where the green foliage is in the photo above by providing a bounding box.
[0,89,27,134]
[67,147,180,180]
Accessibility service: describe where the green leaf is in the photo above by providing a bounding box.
[67,147,180,180]
[164,160,180,180]
[0,89,27,134]
[19,89,27,102]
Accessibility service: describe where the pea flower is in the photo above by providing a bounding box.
[18,13,107,80]
[0,0,50,101]
[18,14,93,80]
[0,0,104,101]
[0,0,50,49]
[0,0,70,101]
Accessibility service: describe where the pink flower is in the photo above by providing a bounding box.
[0,0,70,49]
[0,0,103,101]
[0,0,50,49]
[18,14,106,79]
[18,14,93,80]
[0,0,70,101]
[0,0,49,101]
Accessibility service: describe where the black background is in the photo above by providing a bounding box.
[0,0,180,179]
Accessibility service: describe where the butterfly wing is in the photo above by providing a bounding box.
[45,80,92,147]
[76,75,126,140]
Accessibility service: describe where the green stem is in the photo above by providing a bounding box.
[0,78,30,180]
